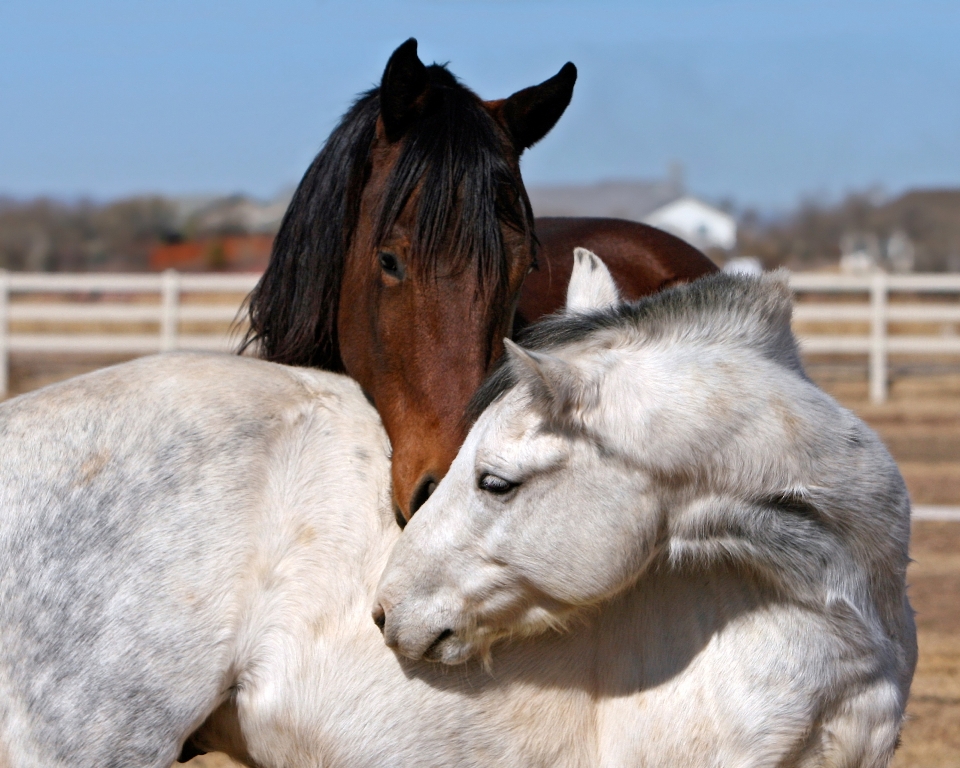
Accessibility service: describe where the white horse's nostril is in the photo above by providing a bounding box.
[372,604,386,633]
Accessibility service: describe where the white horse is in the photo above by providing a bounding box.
[377,249,917,766]
[0,252,914,767]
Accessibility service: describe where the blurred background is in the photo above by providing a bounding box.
[2,0,960,274]
[1,2,957,766]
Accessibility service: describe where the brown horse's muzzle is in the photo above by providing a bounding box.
[390,423,463,524]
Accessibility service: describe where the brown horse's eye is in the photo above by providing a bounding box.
[378,251,404,280]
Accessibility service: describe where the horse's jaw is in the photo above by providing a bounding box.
[420,631,483,666]
[375,579,578,666]
[420,602,577,666]
[374,482,595,666]
[374,540,497,665]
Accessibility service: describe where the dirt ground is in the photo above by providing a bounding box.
[4,357,957,766]
[893,521,960,767]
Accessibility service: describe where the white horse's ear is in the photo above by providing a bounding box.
[565,248,620,313]
[503,338,593,420]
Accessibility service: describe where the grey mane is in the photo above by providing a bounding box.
[468,271,802,422]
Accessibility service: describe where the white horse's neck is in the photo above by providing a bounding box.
[573,333,909,636]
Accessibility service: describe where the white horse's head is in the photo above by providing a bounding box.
[374,251,905,666]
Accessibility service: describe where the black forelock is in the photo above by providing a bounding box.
[240,90,380,369]
[241,62,532,369]
[375,64,531,286]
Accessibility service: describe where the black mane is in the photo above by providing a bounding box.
[241,64,532,370]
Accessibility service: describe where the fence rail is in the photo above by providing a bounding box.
[788,272,960,403]
[1,270,960,401]
[0,270,260,397]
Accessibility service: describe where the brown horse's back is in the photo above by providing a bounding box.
[517,217,719,327]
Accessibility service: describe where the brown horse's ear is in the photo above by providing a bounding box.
[496,62,577,153]
[380,38,429,142]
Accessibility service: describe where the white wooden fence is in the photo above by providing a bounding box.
[789,272,960,403]
[1,270,960,402]
[0,270,259,398]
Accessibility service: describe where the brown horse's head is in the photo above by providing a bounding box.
[243,39,576,523]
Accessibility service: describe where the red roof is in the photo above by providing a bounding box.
[149,235,273,272]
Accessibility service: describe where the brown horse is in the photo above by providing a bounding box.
[242,39,716,524]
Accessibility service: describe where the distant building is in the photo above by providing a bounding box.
[643,196,736,252]
[839,232,880,274]
[149,192,293,272]
[886,230,915,274]
[528,177,683,222]
[150,234,273,272]
[722,256,763,275]
[528,169,735,253]
[838,229,917,275]
[173,191,293,236]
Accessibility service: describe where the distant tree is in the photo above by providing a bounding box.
[0,196,178,272]
[737,188,960,272]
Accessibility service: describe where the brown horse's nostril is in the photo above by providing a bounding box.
[372,604,386,633]
[409,475,437,517]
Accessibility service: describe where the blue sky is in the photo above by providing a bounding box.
[1,0,958,209]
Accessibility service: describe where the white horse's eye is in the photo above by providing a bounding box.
[478,473,518,495]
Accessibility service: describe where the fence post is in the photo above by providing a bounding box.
[0,270,7,399]
[869,271,888,404]
[160,269,180,352]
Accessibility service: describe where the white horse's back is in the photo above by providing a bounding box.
[0,353,392,768]
[0,352,601,767]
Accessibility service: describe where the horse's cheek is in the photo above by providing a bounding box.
[337,272,379,387]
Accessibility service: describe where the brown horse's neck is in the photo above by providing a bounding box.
[515,217,718,332]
